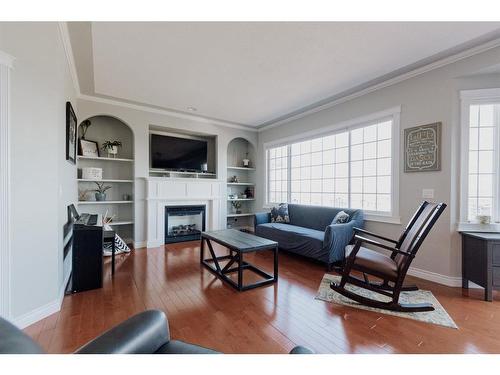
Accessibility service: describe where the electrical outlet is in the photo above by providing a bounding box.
[422,189,434,199]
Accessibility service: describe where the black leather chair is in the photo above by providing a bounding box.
[0,309,313,354]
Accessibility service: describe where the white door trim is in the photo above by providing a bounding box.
[0,51,14,319]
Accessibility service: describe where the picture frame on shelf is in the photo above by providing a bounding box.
[65,101,77,164]
[80,139,100,158]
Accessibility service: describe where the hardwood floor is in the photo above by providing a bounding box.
[25,241,500,354]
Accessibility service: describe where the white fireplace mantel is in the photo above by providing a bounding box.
[145,177,225,247]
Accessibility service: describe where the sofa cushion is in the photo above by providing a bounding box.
[255,223,328,261]
[287,204,361,231]
[332,210,350,224]
[270,203,290,223]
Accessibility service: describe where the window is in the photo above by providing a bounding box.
[267,145,288,204]
[265,108,400,221]
[460,89,500,227]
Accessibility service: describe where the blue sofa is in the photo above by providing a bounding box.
[254,204,364,267]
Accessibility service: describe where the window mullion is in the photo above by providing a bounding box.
[347,130,351,209]
[287,145,291,203]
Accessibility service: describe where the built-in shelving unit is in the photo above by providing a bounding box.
[76,115,135,244]
[226,138,256,232]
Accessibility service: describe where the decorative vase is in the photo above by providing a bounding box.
[242,158,250,167]
[95,192,106,201]
[107,146,118,158]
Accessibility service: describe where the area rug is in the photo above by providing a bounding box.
[315,274,458,329]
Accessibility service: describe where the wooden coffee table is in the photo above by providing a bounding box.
[200,229,278,291]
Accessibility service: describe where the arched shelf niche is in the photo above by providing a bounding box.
[226,137,256,231]
[76,115,135,244]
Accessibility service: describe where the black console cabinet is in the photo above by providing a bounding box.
[461,231,500,301]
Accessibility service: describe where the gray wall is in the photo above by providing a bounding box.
[0,22,77,322]
[76,99,258,245]
[257,45,500,279]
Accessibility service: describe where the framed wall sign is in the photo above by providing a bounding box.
[80,139,99,158]
[404,122,441,173]
[65,101,77,164]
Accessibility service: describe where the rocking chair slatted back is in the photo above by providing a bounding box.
[394,202,447,269]
[394,201,429,249]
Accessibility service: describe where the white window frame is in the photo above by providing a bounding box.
[459,88,500,232]
[264,106,401,224]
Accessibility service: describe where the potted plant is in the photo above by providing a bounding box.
[231,201,242,214]
[93,182,111,201]
[79,119,91,140]
[101,140,122,158]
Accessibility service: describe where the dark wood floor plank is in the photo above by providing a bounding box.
[24,240,500,353]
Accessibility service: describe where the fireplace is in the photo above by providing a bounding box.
[165,205,206,243]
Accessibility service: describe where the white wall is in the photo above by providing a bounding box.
[0,23,77,325]
[76,98,258,246]
[257,45,500,281]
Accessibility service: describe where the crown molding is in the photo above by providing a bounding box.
[257,36,500,132]
[77,93,258,132]
[58,22,81,95]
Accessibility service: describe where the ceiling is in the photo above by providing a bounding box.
[67,22,500,128]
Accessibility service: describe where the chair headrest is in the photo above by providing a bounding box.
[0,316,45,354]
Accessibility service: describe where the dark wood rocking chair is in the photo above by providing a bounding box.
[330,201,447,312]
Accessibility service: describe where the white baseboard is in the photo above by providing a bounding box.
[146,239,162,248]
[13,267,72,329]
[13,298,61,329]
[133,240,147,249]
[408,266,481,288]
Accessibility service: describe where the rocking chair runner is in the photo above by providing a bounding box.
[330,201,447,312]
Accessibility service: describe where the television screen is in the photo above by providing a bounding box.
[150,134,208,171]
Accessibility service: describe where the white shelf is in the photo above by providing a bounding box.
[227,182,255,186]
[78,179,134,183]
[77,155,134,162]
[106,220,134,226]
[227,198,255,201]
[227,213,255,218]
[227,166,255,171]
[77,201,134,205]
[149,170,217,178]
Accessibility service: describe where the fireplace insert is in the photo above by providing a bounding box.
[165,205,206,243]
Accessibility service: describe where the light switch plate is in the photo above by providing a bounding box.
[422,189,434,199]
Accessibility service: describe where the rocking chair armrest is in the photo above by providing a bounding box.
[353,227,398,244]
[353,235,398,252]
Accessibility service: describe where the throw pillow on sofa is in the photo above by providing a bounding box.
[271,203,290,223]
[332,210,350,224]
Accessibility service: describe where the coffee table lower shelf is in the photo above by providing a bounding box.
[200,232,278,291]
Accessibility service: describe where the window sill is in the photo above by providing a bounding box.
[364,214,401,225]
[457,222,500,233]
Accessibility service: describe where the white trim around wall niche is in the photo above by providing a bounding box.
[0,53,13,320]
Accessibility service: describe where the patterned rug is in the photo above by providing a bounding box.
[315,274,458,329]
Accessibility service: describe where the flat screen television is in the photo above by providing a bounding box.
[150,133,208,172]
